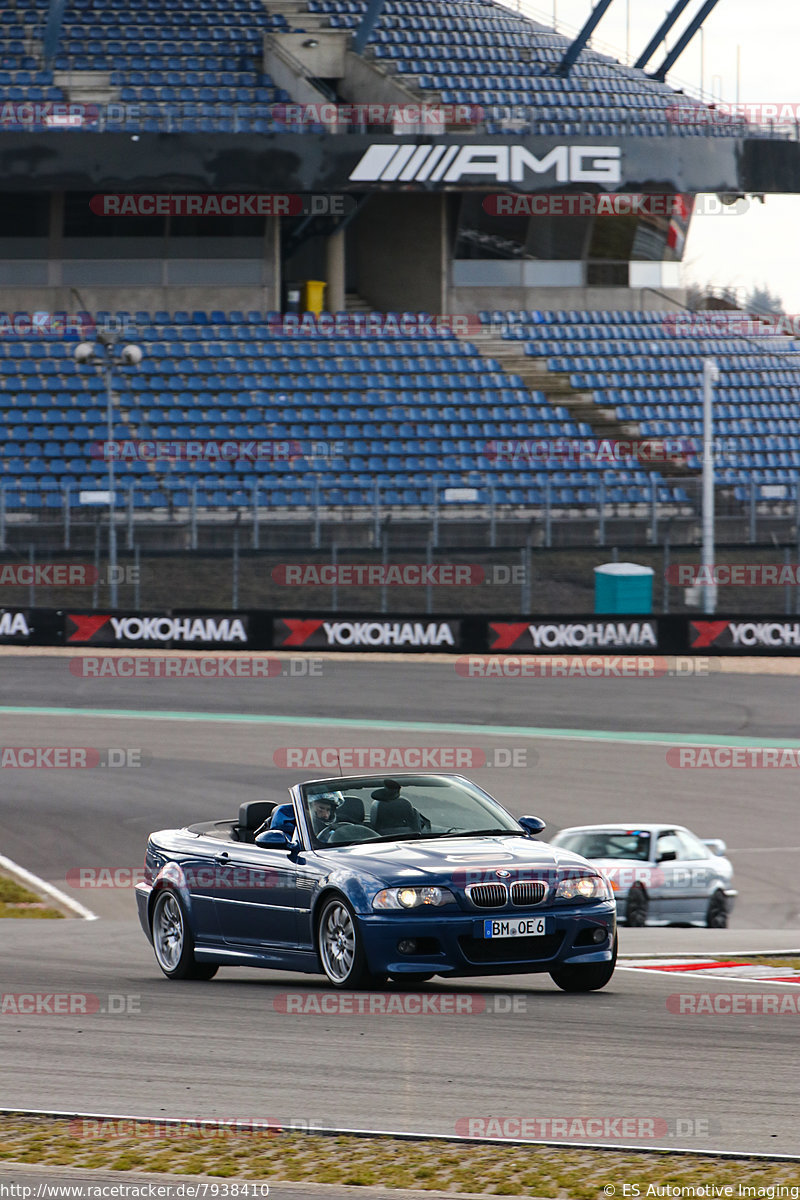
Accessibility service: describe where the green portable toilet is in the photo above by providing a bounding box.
[594,562,654,614]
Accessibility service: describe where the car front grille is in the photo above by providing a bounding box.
[459,932,564,964]
[510,880,547,906]
[466,883,508,908]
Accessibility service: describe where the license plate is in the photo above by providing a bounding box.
[483,917,548,939]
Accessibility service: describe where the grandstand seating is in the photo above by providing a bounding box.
[4,308,800,514]
[0,0,291,132]
[0,310,676,512]
[0,0,786,135]
[481,309,800,501]
[306,0,774,138]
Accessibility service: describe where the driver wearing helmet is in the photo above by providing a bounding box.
[309,792,340,835]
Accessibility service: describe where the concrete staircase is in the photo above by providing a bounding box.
[466,329,701,483]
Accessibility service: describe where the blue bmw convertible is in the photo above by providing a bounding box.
[136,772,617,992]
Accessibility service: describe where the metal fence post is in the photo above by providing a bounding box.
[252,483,260,550]
[785,546,792,616]
[520,539,532,613]
[232,526,239,609]
[663,539,670,614]
[190,484,198,550]
[426,534,433,615]
[544,478,552,547]
[331,541,338,612]
[0,486,5,551]
[63,486,70,550]
[431,484,439,547]
[28,544,35,609]
[126,484,134,550]
[598,478,606,546]
[489,484,496,548]
[749,479,757,544]
[373,480,380,546]
[649,475,658,545]
[380,533,388,614]
[134,544,141,609]
[92,519,100,607]
[313,478,321,550]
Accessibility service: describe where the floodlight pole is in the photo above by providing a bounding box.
[104,357,118,608]
[702,359,719,615]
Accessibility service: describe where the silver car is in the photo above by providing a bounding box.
[549,823,737,928]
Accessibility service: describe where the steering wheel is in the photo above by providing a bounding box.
[315,823,338,843]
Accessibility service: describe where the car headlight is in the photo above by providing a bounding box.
[372,886,456,910]
[555,874,612,901]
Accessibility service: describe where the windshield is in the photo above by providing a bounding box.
[556,830,652,861]
[301,774,522,848]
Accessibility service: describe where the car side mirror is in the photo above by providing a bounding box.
[255,829,293,849]
[658,849,677,863]
[703,839,726,856]
[518,815,546,837]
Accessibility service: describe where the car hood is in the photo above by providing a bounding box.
[315,834,595,886]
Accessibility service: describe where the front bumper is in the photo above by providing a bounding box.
[358,901,616,977]
[136,882,153,942]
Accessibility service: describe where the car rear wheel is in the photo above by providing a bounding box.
[317,895,374,989]
[706,890,728,928]
[550,936,617,993]
[151,889,219,981]
[625,884,649,927]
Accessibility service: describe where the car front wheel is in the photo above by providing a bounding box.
[706,890,728,928]
[550,936,617,993]
[317,895,375,988]
[151,889,218,981]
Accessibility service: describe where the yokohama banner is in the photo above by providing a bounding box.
[272,616,463,651]
[1,611,798,654]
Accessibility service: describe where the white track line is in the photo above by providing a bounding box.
[0,1107,798,1161]
[0,853,98,921]
[616,965,800,987]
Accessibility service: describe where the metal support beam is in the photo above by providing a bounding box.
[633,0,692,71]
[352,0,388,55]
[43,0,67,65]
[556,0,615,77]
[650,0,723,83]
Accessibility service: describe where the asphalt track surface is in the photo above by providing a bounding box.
[2,655,800,1159]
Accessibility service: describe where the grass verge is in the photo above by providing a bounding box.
[0,874,63,919]
[0,1115,796,1196]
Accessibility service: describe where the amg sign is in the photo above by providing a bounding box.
[349,144,622,186]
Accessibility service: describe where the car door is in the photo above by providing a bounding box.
[211,838,302,948]
[652,829,705,920]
